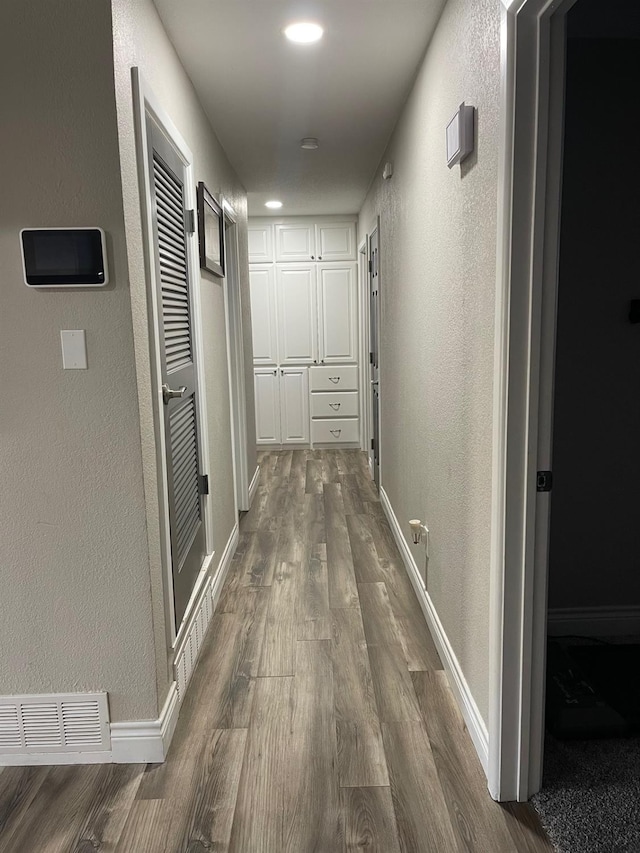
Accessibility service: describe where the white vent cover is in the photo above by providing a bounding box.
[174,578,214,703]
[0,693,110,755]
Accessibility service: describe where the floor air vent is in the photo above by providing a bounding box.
[0,693,110,756]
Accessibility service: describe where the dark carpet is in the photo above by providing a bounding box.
[532,734,640,851]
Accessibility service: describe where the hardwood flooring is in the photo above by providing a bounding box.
[0,449,553,852]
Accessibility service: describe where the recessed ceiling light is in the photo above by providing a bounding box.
[284,22,324,44]
[301,137,319,150]
[265,200,283,209]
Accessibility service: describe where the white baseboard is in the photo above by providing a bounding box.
[547,605,640,637]
[379,487,489,776]
[248,465,260,507]
[111,682,179,764]
[110,522,239,764]
[211,521,239,611]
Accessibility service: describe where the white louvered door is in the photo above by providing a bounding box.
[148,120,206,631]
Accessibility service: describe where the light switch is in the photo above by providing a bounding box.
[60,330,87,369]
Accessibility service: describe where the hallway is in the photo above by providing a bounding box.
[0,451,551,852]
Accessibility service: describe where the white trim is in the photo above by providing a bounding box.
[248,465,260,507]
[111,683,180,764]
[221,207,241,521]
[223,202,250,512]
[380,487,489,774]
[489,0,578,803]
[358,236,369,451]
[548,606,640,638]
[211,521,240,611]
[131,68,214,645]
[112,521,239,765]
[0,751,113,767]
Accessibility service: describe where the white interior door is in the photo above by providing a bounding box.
[254,368,281,444]
[317,263,358,363]
[277,265,317,364]
[280,367,310,444]
[249,265,278,364]
[147,117,206,630]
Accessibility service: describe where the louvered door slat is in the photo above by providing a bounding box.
[154,154,192,375]
[168,397,201,570]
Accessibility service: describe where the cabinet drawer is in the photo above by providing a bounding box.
[310,365,358,392]
[311,418,359,444]
[311,392,358,419]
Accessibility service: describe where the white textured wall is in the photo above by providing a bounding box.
[111,0,255,706]
[0,0,158,720]
[359,0,501,722]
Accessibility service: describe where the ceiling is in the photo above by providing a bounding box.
[152,0,446,216]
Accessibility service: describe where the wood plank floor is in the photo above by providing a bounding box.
[0,449,553,852]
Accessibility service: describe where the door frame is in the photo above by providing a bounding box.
[358,236,370,454]
[132,68,214,647]
[489,0,577,802]
[368,218,381,487]
[222,201,249,513]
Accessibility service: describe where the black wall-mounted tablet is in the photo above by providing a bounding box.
[21,228,108,288]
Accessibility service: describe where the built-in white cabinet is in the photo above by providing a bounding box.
[309,365,359,445]
[253,366,309,445]
[254,368,281,444]
[248,224,273,263]
[249,265,278,364]
[279,368,310,444]
[275,223,316,262]
[271,221,356,263]
[317,264,358,363]
[316,222,356,262]
[277,265,317,364]
[249,216,360,448]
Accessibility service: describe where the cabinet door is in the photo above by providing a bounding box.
[280,368,310,444]
[277,265,317,364]
[317,264,358,363]
[254,369,281,444]
[275,223,316,262]
[249,265,278,364]
[315,222,356,261]
[248,224,273,263]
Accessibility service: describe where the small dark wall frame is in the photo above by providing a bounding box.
[197,182,224,277]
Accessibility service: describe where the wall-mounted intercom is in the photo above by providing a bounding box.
[20,228,108,288]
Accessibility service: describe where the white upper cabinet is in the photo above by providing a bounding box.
[280,367,310,444]
[248,224,273,263]
[275,223,316,262]
[315,222,356,262]
[249,265,278,364]
[254,368,281,444]
[317,264,358,363]
[277,265,317,364]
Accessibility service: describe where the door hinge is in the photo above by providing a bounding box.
[368,259,372,273]
[369,351,374,364]
[185,209,196,234]
[536,471,552,492]
[199,474,209,495]
[371,438,375,452]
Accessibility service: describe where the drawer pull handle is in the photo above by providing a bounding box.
[329,377,341,384]
[329,403,341,411]
[330,429,342,437]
